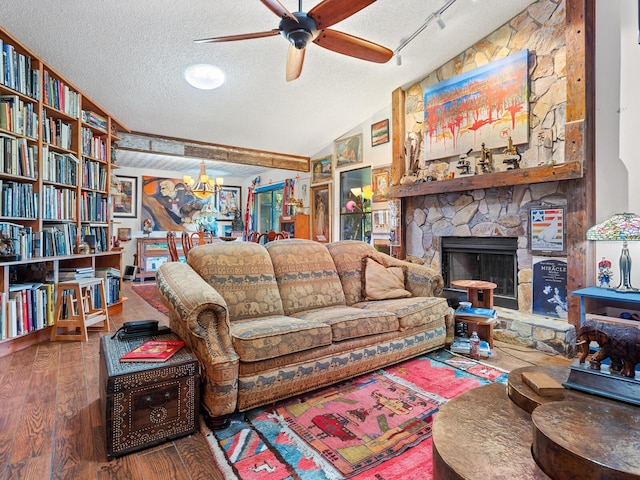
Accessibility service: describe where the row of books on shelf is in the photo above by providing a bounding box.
[81,127,107,160]
[0,95,39,139]
[42,146,78,185]
[454,306,498,320]
[42,113,73,150]
[82,158,107,191]
[81,110,108,131]
[0,133,38,178]
[79,191,108,222]
[1,41,40,100]
[0,222,110,260]
[0,181,37,218]
[41,185,77,220]
[0,275,121,341]
[43,70,80,118]
[0,283,54,340]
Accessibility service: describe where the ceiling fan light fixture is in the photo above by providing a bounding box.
[287,28,312,49]
[184,64,225,90]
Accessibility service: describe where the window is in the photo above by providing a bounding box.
[339,167,372,242]
[254,183,284,232]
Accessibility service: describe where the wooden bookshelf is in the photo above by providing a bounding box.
[0,27,129,356]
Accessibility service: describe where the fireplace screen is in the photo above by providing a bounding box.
[442,237,518,309]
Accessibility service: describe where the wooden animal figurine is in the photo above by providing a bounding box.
[576,319,640,378]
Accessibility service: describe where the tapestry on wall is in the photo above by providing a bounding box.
[532,256,568,319]
[141,176,213,231]
[423,49,529,161]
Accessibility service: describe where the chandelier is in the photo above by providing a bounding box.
[183,161,224,199]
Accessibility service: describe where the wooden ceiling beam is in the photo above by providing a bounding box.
[116,131,310,172]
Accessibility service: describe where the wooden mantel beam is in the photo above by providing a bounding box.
[116,131,310,172]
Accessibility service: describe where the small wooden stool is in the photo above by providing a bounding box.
[451,280,498,309]
[51,277,110,342]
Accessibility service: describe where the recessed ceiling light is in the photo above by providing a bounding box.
[184,64,225,90]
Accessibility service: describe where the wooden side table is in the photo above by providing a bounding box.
[451,279,498,309]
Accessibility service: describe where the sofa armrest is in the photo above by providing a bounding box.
[156,262,239,419]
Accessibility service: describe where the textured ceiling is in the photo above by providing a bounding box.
[0,0,536,176]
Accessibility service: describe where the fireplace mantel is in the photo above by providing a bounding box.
[384,161,582,199]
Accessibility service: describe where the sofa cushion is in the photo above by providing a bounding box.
[266,239,346,315]
[362,256,411,300]
[187,242,285,321]
[230,316,332,362]
[294,306,399,341]
[355,296,450,330]
[327,240,380,305]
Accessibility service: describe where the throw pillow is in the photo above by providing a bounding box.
[362,256,411,300]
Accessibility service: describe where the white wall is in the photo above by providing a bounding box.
[595,1,640,287]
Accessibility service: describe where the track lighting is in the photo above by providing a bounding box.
[436,14,446,30]
[396,54,402,66]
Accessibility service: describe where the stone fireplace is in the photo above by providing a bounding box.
[404,183,576,356]
[442,236,518,309]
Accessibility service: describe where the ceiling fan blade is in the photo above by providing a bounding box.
[260,0,298,22]
[308,0,376,29]
[194,29,281,43]
[286,44,305,82]
[313,29,392,63]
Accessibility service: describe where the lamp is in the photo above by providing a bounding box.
[586,212,640,292]
[183,161,224,199]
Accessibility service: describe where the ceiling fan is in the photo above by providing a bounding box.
[195,0,393,82]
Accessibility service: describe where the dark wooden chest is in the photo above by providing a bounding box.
[99,333,200,459]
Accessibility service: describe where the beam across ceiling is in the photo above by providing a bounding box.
[116,131,310,172]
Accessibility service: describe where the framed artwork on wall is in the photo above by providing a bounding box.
[112,175,137,218]
[371,119,389,146]
[117,227,132,242]
[141,176,212,231]
[217,186,241,220]
[372,166,390,199]
[530,207,565,253]
[423,49,529,160]
[335,134,363,168]
[311,155,333,184]
[311,183,331,243]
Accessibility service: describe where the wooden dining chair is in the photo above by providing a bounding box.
[191,231,214,247]
[247,231,261,243]
[166,232,180,262]
[181,231,193,257]
[258,231,284,244]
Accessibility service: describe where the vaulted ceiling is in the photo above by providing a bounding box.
[0,0,536,176]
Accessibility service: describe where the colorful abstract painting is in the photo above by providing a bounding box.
[423,49,529,160]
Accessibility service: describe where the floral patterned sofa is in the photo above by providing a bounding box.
[156,239,454,426]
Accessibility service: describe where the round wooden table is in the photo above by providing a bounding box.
[451,279,498,309]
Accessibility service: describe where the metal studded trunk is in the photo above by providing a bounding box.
[99,333,200,459]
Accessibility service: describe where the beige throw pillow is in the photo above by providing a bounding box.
[363,256,412,300]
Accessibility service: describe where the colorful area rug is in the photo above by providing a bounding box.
[203,350,508,480]
[131,282,169,315]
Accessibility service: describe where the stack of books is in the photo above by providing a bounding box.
[454,306,498,321]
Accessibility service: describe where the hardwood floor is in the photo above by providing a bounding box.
[0,281,224,480]
[0,280,573,480]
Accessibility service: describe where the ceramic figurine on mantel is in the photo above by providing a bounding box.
[597,257,613,288]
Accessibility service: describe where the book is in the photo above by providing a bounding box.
[119,339,185,363]
[454,306,498,320]
[521,370,564,397]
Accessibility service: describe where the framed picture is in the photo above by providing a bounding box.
[335,134,363,168]
[372,206,390,234]
[530,207,565,253]
[372,166,390,199]
[532,256,568,318]
[371,119,389,146]
[217,186,241,220]
[112,175,137,218]
[311,155,333,184]
[141,176,205,231]
[117,227,132,242]
[311,183,331,243]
